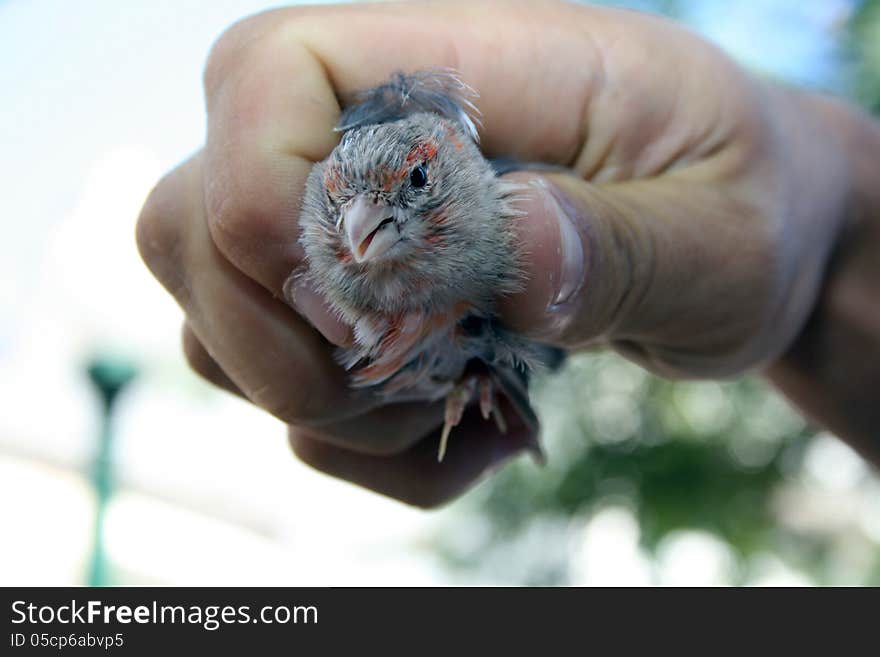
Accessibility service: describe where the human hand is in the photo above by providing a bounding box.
[136,0,865,505]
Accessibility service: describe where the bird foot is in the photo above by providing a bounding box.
[437,374,507,462]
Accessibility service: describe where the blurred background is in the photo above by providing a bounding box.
[1,0,878,586]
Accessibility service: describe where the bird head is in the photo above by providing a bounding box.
[300,111,517,317]
[323,113,489,267]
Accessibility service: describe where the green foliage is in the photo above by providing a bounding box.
[850,0,880,113]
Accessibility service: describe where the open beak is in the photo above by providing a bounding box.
[342,195,400,263]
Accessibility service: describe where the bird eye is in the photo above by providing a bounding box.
[409,165,427,188]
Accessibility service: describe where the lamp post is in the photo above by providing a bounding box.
[86,356,137,587]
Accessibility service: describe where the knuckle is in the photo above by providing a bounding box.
[181,326,219,383]
[135,177,174,262]
[203,138,301,267]
[203,13,268,104]
[136,174,187,296]
[203,7,307,107]
[203,144,312,277]
[203,170,266,251]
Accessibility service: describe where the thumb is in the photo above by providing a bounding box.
[498,171,787,378]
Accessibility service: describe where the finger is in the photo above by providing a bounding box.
[289,406,534,508]
[177,270,440,452]
[291,400,444,457]
[182,294,444,452]
[200,0,739,335]
[183,305,443,455]
[497,171,783,378]
[284,275,354,348]
[202,15,352,345]
[181,321,245,398]
[136,153,377,425]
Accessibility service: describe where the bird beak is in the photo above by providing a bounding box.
[342,195,400,263]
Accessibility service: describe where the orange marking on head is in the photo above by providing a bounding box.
[445,125,464,150]
[405,140,439,166]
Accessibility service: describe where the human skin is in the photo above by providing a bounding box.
[136,0,880,506]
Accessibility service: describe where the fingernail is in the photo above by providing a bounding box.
[531,178,586,309]
[283,273,354,347]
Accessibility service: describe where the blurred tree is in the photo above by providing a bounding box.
[435,0,880,586]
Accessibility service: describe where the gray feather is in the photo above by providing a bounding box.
[335,69,481,142]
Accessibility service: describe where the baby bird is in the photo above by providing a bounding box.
[298,70,560,461]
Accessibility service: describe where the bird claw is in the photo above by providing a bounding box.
[479,377,493,420]
[492,405,508,434]
[437,374,508,462]
[438,381,471,462]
